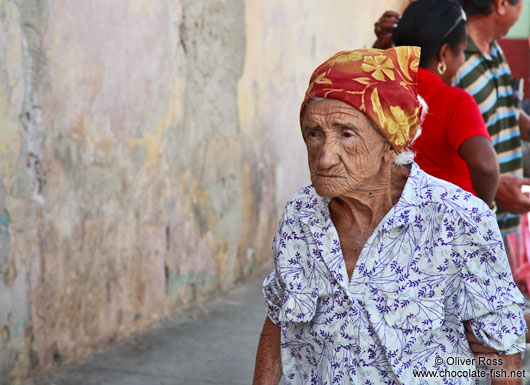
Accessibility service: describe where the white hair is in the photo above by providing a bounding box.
[303,95,428,166]
[393,95,428,166]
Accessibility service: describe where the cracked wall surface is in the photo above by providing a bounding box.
[0,0,407,383]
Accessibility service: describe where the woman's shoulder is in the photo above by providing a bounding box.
[427,79,479,113]
[282,184,323,214]
[418,72,470,109]
[287,183,317,201]
[412,167,496,235]
[418,70,470,100]
[433,82,472,105]
[441,85,486,131]
[446,84,477,104]
[421,83,483,130]
[412,165,487,213]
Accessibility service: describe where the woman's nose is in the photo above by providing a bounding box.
[319,141,340,169]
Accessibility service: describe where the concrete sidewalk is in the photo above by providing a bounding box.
[31,273,269,385]
[30,271,530,385]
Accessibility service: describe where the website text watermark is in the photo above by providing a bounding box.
[412,356,526,379]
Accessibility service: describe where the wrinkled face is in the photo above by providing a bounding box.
[301,99,393,197]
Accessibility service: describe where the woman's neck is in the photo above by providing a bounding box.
[423,62,448,85]
[329,163,409,229]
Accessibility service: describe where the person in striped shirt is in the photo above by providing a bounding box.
[454,0,530,236]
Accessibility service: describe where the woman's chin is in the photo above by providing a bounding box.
[313,182,345,198]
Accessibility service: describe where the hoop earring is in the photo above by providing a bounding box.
[437,61,447,75]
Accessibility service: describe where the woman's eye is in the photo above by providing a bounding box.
[309,131,320,138]
[342,131,355,138]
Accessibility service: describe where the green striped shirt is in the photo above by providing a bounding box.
[453,37,522,234]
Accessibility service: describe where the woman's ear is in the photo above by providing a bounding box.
[438,43,451,62]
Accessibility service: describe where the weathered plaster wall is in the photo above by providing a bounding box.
[237,0,408,277]
[0,1,27,383]
[0,0,406,383]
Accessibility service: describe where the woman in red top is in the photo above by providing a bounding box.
[392,0,499,208]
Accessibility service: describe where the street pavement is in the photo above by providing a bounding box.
[31,273,270,385]
[30,271,530,385]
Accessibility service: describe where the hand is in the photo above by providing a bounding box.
[465,321,523,384]
[464,321,498,354]
[495,175,530,214]
[373,10,400,49]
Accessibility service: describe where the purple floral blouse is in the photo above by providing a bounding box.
[263,163,526,384]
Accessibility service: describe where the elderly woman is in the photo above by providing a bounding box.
[252,47,526,385]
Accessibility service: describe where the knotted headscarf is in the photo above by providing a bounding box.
[300,46,422,154]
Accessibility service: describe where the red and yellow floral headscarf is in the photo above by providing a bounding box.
[300,46,422,154]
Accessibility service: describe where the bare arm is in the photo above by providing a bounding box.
[253,317,282,385]
[466,313,530,348]
[518,110,530,142]
[465,321,525,384]
[458,136,499,208]
[372,10,400,49]
[490,353,523,385]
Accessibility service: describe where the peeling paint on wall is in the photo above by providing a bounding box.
[0,0,408,382]
[19,0,47,204]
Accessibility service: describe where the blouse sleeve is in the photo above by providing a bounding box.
[447,89,491,152]
[262,212,288,327]
[456,207,527,354]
